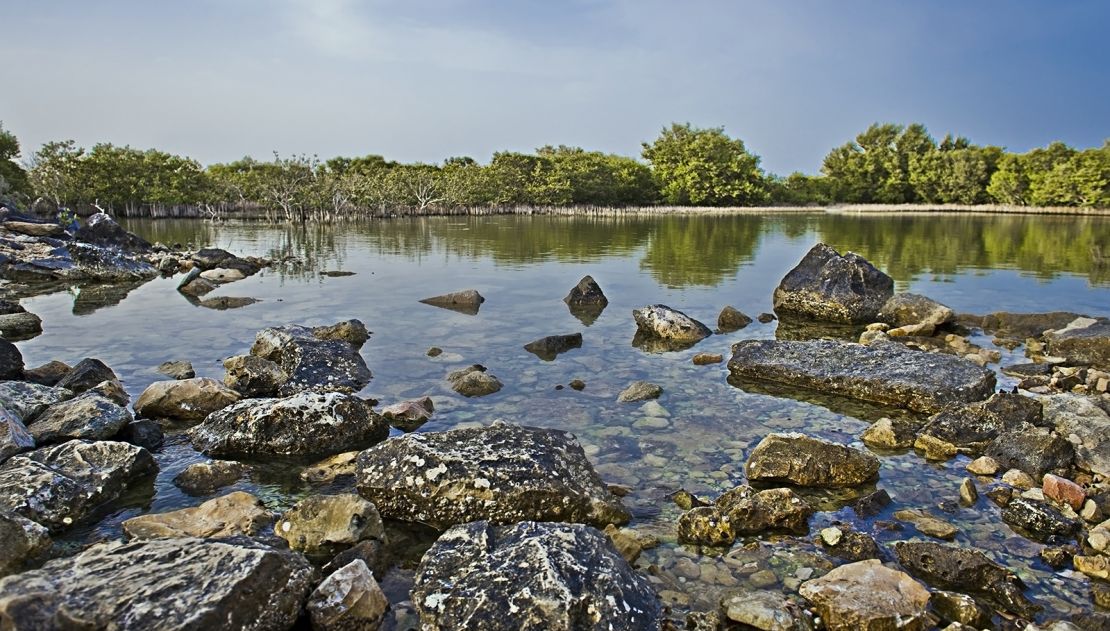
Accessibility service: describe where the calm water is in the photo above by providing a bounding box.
[13,212,1110,622]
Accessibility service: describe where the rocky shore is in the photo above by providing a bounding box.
[2,206,1110,630]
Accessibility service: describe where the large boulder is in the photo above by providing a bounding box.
[189,391,388,459]
[355,421,629,529]
[274,493,385,558]
[1038,394,1110,477]
[798,559,930,631]
[772,243,894,324]
[728,340,996,413]
[306,559,389,631]
[1044,317,1110,370]
[0,381,72,423]
[412,520,662,631]
[878,293,954,330]
[0,510,51,577]
[26,393,132,444]
[632,304,711,344]
[134,377,241,423]
[249,322,372,395]
[0,310,42,341]
[892,541,1039,617]
[0,440,156,531]
[0,340,22,380]
[0,406,34,464]
[74,213,151,252]
[122,491,273,540]
[0,537,313,631]
[746,433,880,488]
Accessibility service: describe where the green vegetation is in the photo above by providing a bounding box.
[1,122,1106,218]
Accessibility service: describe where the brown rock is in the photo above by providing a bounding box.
[134,378,241,423]
[1042,473,1085,510]
[798,559,930,630]
[122,491,271,539]
[692,353,724,365]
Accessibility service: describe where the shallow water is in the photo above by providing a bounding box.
[12,212,1110,622]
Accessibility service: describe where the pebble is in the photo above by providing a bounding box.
[966,456,1000,476]
[1001,469,1036,490]
[820,527,843,546]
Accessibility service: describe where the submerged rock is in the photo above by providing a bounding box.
[617,380,663,403]
[412,520,661,631]
[26,393,132,444]
[728,339,996,413]
[274,493,385,558]
[189,391,387,459]
[446,364,503,397]
[249,322,372,395]
[632,304,712,345]
[523,333,582,361]
[0,440,156,531]
[746,433,879,488]
[0,536,313,631]
[381,397,434,432]
[0,233,158,284]
[772,243,894,324]
[419,289,485,315]
[720,590,812,631]
[115,419,164,452]
[307,559,389,631]
[798,559,930,631]
[173,460,247,495]
[355,421,629,529]
[134,377,241,423]
[122,491,272,540]
[892,540,1039,617]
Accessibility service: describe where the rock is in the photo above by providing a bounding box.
[412,520,661,631]
[959,478,978,506]
[426,347,442,357]
[746,433,879,488]
[307,559,389,631]
[2,221,63,238]
[966,456,1000,476]
[191,247,236,269]
[678,485,813,545]
[675,506,735,546]
[320,270,356,277]
[893,509,959,540]
[189,391,388,459]
[879,293,954,328]
[178,268,217,296]
[1040,545,1077,569]
[692,352,724,365]
[0,340,22,380]
[861,416,919,449]
[728,340,996,413]
[983,391,1045,426]
[0,311,42,340]
[381,397,434,432]
[1001,497,1079,542]
[1089,520,1110,553]
[0,440,156,531]
[602,524,656,564]
[564,275,608,307]
[758,312,776,323]
[74,213,151,252]
[984,428,1073,478]
[446,364,503,397]
[157,360,195,380]
[773,243,894,324]
[1001,468,1036,490]
[21,361,70,386]
[892,540,1039,617]
[123,491,272,540]
[26,393,132,444]
[0,406,34,463]
[819,528,883,562]
[0,381,72,423]
[916,403,1019,453]
[275,493,385,558]
[820,526,843,546]
[0,232,157,283]
[1039,394,1110,477]
[115,419,164,451]
[0,536,313,630]
[1043,474,1086,510]
[523,333,582,361]
[174,460,247,495]
[972,311,1084,339]
[930,591,991,628]
[301,451,359,483]
[200,267,246,283]
[913,433,958,461]
[312,319,371,347]
[798,559,930,631]
[54,357,117,394]
[134,377,241,423]
[1092,579,1110,609]
[717,306,753,332]
[1044,318,1110,369]
[88,379,129,406]
[1074,555,1110,580]
[222,354,288,397]
[632,304,711,344]
[250,323,372,395]
[569,378,586,390]
[355,421,629,529]
[617,380,662,403]
[720,590,811,631]
[0,510,50,577]
[419,289,485,315]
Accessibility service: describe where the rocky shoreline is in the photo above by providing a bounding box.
[1,208,1109,630]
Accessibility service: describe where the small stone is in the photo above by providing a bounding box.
[966,456,1000,476]
[1074,555,1110,580]
[426,347,443,357]
[959,478,978,506]
[173,460,246,495]
[1002,469,1036,490]
[306,559,389,631]
[1040,545,1077,569]
[692,353,723,365]
[122,491,271,539]
[1092,580,1110,609]
[157,360,195,380]
[985,485,1014,507]
[569,379,585,391]
[820,527,843,546]
[617,380,662,403]
[757,313,776,323]
[380,397,434,432]
[717,306,752,332]
[861,417,918,450]
[852,489,892,517]
[914,433,958,461]
[446,364,503,397]
[1081,499,1103,523]
[893,509,959,540]
[1042,473,1085,510]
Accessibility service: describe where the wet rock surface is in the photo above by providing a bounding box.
[617,380,663,403]
[798,559,930,631]
[879,292,954,329]
[746,432,880,487]
[355,421,629,528]
[275,493,385,558]
[677,485,813,545]
[717,305,753,332]
[728,339,996,413]
[411,520,662,631]
[381,396,434,432]
[446,364,503,397]
[1040,393,1110,477]
[249,321,372,395]
[133,377,241,423]
[419,289,485,315]
[985,428,1074,477]
[893,540,1039,617]
[772,243,894,324]
[0,536,314,631]
[189,391,388,459]
[26,393,132,444]
[632,304,712,345]
[122,491,272,540]
[173,460,247,495]
[55,357,117,394]
[1001,497,1080,542]
[523,332,582,360]
[307,559,389,631]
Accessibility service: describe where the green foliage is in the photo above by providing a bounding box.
[0,122,31,199]
[822,123,935,203]
[766,172,831,206]
[642,123,766,206]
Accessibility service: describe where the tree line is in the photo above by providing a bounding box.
[0,121,1106,220]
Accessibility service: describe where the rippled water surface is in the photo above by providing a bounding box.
[13,212,1110,621]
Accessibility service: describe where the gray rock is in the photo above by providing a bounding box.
[878,293,954,329]
[115,419,164,451]
[720,590,812,631]
[55,357,117,394]
[0,510,50,577]
[632,304,711,344]
[21,360,70,387]
[191,247,237,270]
[412,520,661,631]
[157,360,195,380]
[1000,497,1080,542]
[307,559,389,631]
[0,340,22,380]
[916,403,1018,453]
[728,340,996,413]
[274,493,385,558]
[0,236,158,283]
[0,537,313,631]
[523,333,582,361]
[0,311,42,340]
[984,428,1074,478]
[772,243,894,324]
[174,460,247,495]
[250,323,372,395]
[381,397,434,432]
[0,381,72,423]
[717,305,753,332]
[446,364,503,397]
[746,432,879,488]
[189,391,388,459]
[74,213,151,252]
[27,393,132,444]
[419,289,485,315]
[617,380,663,403]
[0,405,33,464]
[563,275,608,307]
[968,311,1084,339]
[1039,394,1110,477]
[312,319,371,347]
[1044,317,1110,370]
[0,440,156,531]
[134,377,241,423]
[222,354,288,397]
[355,421,629,529]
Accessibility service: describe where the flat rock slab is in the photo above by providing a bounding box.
[746,433,879,488]
[0,537,313,631]
[728,340,996,413]
[355,421,629,529]
[1045,318,1110,370]
[412,520,662,631]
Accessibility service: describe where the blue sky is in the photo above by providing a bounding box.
[2,0,1107,174]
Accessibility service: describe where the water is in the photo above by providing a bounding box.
[12,212,1110,622]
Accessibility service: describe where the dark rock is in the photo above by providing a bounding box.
[222,354,288,397]
[985,428,1074,478]
[306,559,389,631]
[746,432,880,488]
[728,339,996,413]
[178,268,216,296]
[0,537,313,630]
[0,440,156,531]
[878,293,954,328]
[55,357,117,394]
[818,528,883,562]
[157,360,195,380]
[0,310,42,340]
[563,275,608,307]
[250,323,372,395]
[852,488,892,517]
[692,352,724,365]
[772,243,894,324]
[419,289,485,315]
[0,381,72,423]
[758,312,776,323]
[320,270,356,277]
[321,538,388,579]
[1040,545,1077,569]
[1045,318,1110,370]
[174,460,247,495]
[74,213,151,252]
[87,379,129,407]
[972,311,1084,339]
[355,421,629,529]
[523,333,582,361]
[917,404,1015,453]
[717,306,753,332]
[0,406,34,463]
[134,377,241,423]
[196,296,259,310]
[1000,497,1079,542]
[191,247,236,270]
[0,339,22,380]
[114,419,164,452]
[892,540,1039,618]
[632,304,711,345]
[0,237,158,283]
[189,391,387,459]
[569,379,586,391]
[983,391,1045,426]
[412,520,661,631]
[0,510,51,577]
[380,397,434,432]
[860,416,922,450]
[26,393,132,444]
[445,364,502,397]
[21,360,69,386]
[1001,362,1054,378]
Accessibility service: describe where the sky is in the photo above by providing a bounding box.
[2,0,1107,175]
